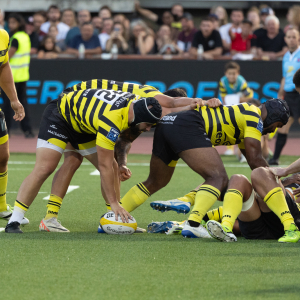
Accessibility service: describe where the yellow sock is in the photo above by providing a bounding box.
[264,187,294,231]
[0,170,8,212]
[188,185,220,223]
[106,202,111,211]
[206,206,223,222]
[45,194,63,220]
[178,189,198,206]
[120,183,150,212]
[15,199,29,212]
[221,189,243,230]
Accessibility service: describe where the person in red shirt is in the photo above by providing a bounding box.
[230,19,253,53]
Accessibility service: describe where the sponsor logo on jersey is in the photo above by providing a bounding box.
[257,119,263,133]
[0,49,7,57]
[106,127,120,143]
[161,115,177,122]
[47,130,67,139]
[50,125,57,129]
[281,210,290,216]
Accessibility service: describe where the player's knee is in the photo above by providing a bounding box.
[35,164,57,179]
[251,167,268,189]
[64,153,83,172]
[229,174,249,187]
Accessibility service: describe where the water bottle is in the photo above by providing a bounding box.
[111,43,118,59]
[78,43,85,59]
[197,44,204,60]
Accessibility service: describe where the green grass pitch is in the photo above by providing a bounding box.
[1,153,300,300]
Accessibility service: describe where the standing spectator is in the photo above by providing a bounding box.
[99,6,112,19]
[268,28,300,165]
[177,13,197,53]
[65,10,98,46]
[33,11,47,42]
[210,6,228,27]
[61,9,77,28]
[25,16,40,54]
[40,5,70,40]
[48,25,65,51]
[98,18,114,51]
[247,7,261,31]
[37,36,58,59]
[92,16,102,34]
[3,14,33,137]
[284,6,300,33]
[253,16,288,60]
[66,22,101,58]
[0,10,9,32]
[128,20,155,55]
[106,22,129,54]
[219,9,244,52]
[155,25,182,54]
[230,20,253,54]
[190,17,223,59]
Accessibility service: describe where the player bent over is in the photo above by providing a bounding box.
[5,88,163,233]
[0,29,27,225]
[206,169,300,243]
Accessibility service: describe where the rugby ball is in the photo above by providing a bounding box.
[100,212,137,235]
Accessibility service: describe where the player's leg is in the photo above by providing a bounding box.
[251,167,299,242]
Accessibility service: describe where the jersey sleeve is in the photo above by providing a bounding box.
[219,80,227,98]
[243,112,263,143]
[1,30,10,65]
[240,80,254,98]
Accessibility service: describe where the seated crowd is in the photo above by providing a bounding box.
[1,2,299,60]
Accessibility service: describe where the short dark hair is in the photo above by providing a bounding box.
[231,9,244,14]
[201,17,213,23]
[34,10,47,19]
[224,61,240,72]
[247,99,261,107]
[163,88,187,97]
[242,19,253,26]
[293,68,300,87]
[48,5,60,12]
[81,22,93,27]
[8,13,26,32]
[99,5,112,13]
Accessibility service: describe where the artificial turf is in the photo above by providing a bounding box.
[1,153,299,300]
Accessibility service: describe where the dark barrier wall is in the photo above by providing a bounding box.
[1,60,286,128]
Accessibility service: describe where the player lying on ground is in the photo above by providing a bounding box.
[117,98,295,240]
[37,81,220,232]
[0,29,27,225]
[5,88,167,233]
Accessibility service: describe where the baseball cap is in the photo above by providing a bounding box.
[181,12,193,20]
[260,7,274,15]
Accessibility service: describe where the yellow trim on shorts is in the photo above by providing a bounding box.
[168,160,178,167]
[0,134,8,145]
[78,139,96,150]
[47,138,67,150]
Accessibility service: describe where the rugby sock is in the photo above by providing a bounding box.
[203,206,223,222]
[120,183,150,212]
[273,133,287,160]
[221,189,243,230]
[45,194,62,220]
[177,189,199,206]
[8,200,28,224]
[264,187,294,231]
[188,185,220,226]
[0,170,8,212]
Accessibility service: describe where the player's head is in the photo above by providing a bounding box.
[224,62,240,84]
[130,97,162,132]
[247,99,261,107]
[285,28,300,52]
[293,68,300,93]
[262,99,290,135]
[163,88,187,97]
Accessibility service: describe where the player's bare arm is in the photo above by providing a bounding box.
[269,158,300,178]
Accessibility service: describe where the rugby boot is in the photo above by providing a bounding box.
[39,218,70,232]
[206,220,237,242]
[0,205,29,225]
[181,221,211,238]
[5,221,23,233]
[150,199,191,214]
[278,223,300,243]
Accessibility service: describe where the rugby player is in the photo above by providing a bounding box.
[0,29,27,224]
[118,98,294,240]
[37,80,220,232]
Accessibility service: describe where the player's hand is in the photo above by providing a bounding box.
[119,165,132,182]
[293,187,300,199]
[190,98,202,109]
[268,167,288,178]
[11,100,25,121]
[110,202,133,223]
[206,98,222,108]
[281,173,300,186]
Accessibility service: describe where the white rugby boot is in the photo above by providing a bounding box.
[206,220,237,242]
[181,221,211,238]
[39,217,70,232]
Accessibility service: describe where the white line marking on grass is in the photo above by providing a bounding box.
[7,191,47,194]
[90,169,100,175]
[43,185,80,200]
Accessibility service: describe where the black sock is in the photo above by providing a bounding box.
[188,220,200,227]
[273,133,287,160]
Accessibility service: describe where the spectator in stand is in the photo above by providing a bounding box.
[219,9,244,52]
[210,6,228,28]
[247,7,261,32]
[106,22,129,54]
[37,36,58,59]
[25,16,40,54]
[209,14,220,30]
[98,18,114,51]
[284,5,300,33]
[230,20,253,54]
[128,20,155,55]
[155,25,182,55]
[40,5,70,40]
[177,12,197,53]
[99,5,112,19]
[0,10,9,32]
[33,11,47,42]
[259,6,274,28]
[61,9,77,28]
[253,15,288,60]
[48,24,65,51]
[114,14,130,40]
[65,10,98,46]
[92,16,102,34]
[190,17,223,60]
[66,22,101,58]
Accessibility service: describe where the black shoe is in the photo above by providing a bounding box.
[5,221,23,233]
[24,131,35,138]
[268,158,279,165]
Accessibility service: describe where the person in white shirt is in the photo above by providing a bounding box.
[40,5,70,41]
[219,9,244,52]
